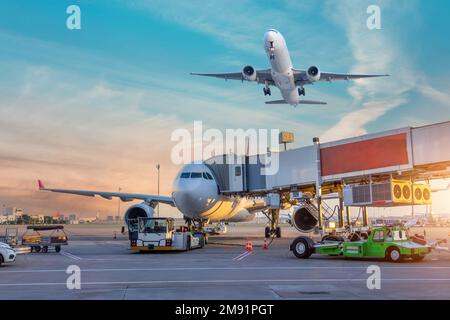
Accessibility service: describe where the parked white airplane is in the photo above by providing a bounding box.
[191,29,389,106]
[38,163,279,237]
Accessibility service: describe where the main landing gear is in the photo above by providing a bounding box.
[263,87,271,96]
[298,87,305,96]
[263,208,281,238]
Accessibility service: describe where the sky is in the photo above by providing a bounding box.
[0,0,449,218]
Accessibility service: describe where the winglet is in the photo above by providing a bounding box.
[38,179,45,190]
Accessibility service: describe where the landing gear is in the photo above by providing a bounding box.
[298,87,305,96]
[263,208,281,238]
[263,87,271,96]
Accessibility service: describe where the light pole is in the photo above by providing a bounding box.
[117,187,121,223]
[156,164,160,217]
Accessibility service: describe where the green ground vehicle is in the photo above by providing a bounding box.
[290,226,431,262]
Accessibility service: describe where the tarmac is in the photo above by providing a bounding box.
[0,225,449,300]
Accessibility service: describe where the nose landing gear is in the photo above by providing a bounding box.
[298,87,305,96]
[263,87,271,96]
[263,208,281,238]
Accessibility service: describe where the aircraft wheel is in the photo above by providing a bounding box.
[276,227,281,238]
[291,237,313,259]
[264,226,271,238]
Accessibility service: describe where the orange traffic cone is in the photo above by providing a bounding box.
[263,239,268,250]
[245,241,253,251]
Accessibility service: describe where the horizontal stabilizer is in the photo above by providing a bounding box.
[265,100,327,105]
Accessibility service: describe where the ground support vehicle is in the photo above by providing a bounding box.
[0,242,16,266]
[290,226,436,262]
[22,225,68,253]
[129,217,205,252]
[0,228,19,247]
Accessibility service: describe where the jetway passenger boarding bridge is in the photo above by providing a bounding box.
[205,121,450,232]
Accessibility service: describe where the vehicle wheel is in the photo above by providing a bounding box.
[322,235,344,242]
[264,226,271,238]
[42,246,48,253]
[386,247,402,262]
[55,246,61,253]
[35,246,41,253]
[276,227,281,238]
[0,255,4,266]
[291,237,313,259]
[412,254,425,262]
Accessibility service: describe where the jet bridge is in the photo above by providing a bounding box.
[205,121,450,232]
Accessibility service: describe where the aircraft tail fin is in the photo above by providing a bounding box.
[37,179,45,190]
[265,100,327,105]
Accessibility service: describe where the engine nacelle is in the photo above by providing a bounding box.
[124,202,154,229]
[307,66,321,82]
[242,65,257,81]
[292,205,318,233]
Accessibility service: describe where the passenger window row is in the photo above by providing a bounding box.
[180,172,214,180]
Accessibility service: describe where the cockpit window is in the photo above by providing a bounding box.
[180,172,190,178]
[191,172,202,178]
[203,172,213,180]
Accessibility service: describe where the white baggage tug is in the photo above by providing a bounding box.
[129,217,205,252]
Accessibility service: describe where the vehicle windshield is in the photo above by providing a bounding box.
[139,218,168,234]
[393,229,408,241]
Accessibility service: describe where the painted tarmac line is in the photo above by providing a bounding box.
[3,265,450,273]
[60,251,83,261]
[1,278,450,287]
[231,251,253,261]
[232,251,250,261]
[236,251,254,261]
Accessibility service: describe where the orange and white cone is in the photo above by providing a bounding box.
[245,241,253,251]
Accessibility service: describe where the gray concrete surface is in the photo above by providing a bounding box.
[0,225,449,300]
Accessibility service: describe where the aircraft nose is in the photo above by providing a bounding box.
[264,29,279,41]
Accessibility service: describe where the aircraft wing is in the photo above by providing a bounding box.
[37,180,175,206]
[293,69,389,84]
[190,69,274,85]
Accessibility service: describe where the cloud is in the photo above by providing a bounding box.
[320,0,419,141]
[418,85,450,108]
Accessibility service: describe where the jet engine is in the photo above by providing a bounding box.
[307,66,321,82]
[292,205,318,232]
[242,65,257,81]
[124,202,155,229]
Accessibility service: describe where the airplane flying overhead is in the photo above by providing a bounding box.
[191,29,389,106]
[38,163,273,236]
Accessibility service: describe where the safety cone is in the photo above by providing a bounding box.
[245,241,253,251]
[263,239,268,250]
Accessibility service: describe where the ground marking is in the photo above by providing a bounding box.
[232,251,253,261]
[1,278,450,287]
[3,265,450,273]
[60,251,82,261]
